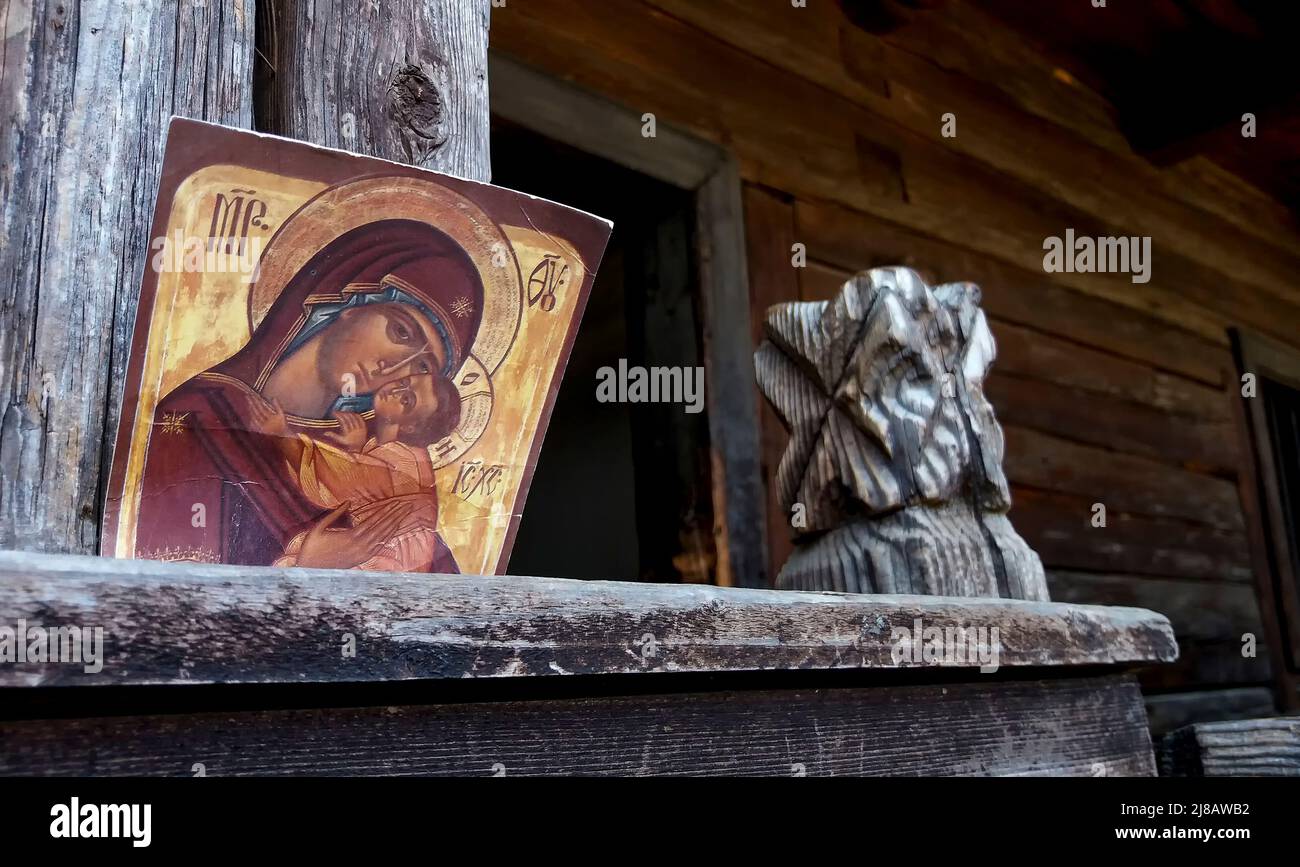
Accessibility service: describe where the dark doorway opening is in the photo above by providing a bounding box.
[1232,328,1300,711]
[1260,375,1300,664]
[493,118,716,583]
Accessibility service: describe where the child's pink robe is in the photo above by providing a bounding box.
[274,435,441,572]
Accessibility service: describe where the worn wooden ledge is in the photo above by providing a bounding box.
[2,674,1158,776]
[1159,716,1300,777]
[0,550,1175,687]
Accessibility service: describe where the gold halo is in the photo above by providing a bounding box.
[248,175,522,460]
[429,353,495,469]
[248,175,522,375]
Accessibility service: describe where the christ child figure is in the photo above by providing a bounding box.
[247,367,462,573]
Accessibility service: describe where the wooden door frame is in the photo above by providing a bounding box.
[488,53,769,588]
[1229,328,1300,710]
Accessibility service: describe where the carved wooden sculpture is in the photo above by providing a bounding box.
[755,267,1048,600]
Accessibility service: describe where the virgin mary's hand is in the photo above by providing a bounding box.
[294,501,413,570]
[244,391,288,437]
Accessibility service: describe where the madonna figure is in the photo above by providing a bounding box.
[132,219,484,571]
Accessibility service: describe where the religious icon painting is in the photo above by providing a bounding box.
[101,118,612,575]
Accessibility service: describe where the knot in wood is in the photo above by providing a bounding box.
[387,63,448,146]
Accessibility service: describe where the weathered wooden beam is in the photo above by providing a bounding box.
[0,0,254,554]
[488,52,721,190]
[0,674,1157,776]
[742,185,799,582]
[1145,688,1277,737]
[792,200,1232,387]
[489,0,1300,349]
[697,160,769,587]
[0,550,1174,687]
[257,0,490,181]
[1159,717,1300,777]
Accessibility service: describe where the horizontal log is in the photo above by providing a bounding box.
[647,0,1300,294]
[1160,717,1300,777]
[0,674,1156,776]
[1012,489,1252,582]
[1047,571,1268,695]
[798,258,1230,419]
[991,323,1229,422]
[991,375,1238,476]
[0,550,1175,687]
[1144,687,1277,736]
[1046,572,1262,644]
[492,0,1300,347]
[1139,638,1272,694]
[651,0,1121,153]
[874,1,1131,154]
[794,203,1229,385]
[1004,427,1243,531]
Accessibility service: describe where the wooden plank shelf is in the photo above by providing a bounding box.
[0,551,1175,688]
[1159,716,1300,776]
[0,551,1178,776]
[2,674,1157,777]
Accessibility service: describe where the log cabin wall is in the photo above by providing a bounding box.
[489,0,1299,724]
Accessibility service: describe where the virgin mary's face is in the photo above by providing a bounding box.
[315,302,447,398]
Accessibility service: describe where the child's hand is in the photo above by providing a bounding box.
[246,393,288,438]
[330,411,368,451]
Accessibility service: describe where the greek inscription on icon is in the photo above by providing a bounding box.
[208,188,270,256]
[527,253,568,312]
[453,459,506,504]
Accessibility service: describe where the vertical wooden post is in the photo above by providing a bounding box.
[698,161,770,587]
[743,185,798,583]
[257,0,491,182]
[0,0,254,554]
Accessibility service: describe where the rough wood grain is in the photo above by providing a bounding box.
[1048,571,1270,696]
[988,375,1238,477]
[1014,489,1252,583]
[0,674,1158,777]
[1145,688,1277,737]
[648,0,1300,303]
[0,0,254,554]
[1160,716,1300,777]
[697,161,769,587]
[800,258,1231,420]
[488,52,721,190]
[743,185,798,581]
[754,268,1047,599]
[1003,427,1244,531]
[793,200,1230,386]
[0,550,1174,687]
[257,0,490,181]
[489,0,1300,348]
